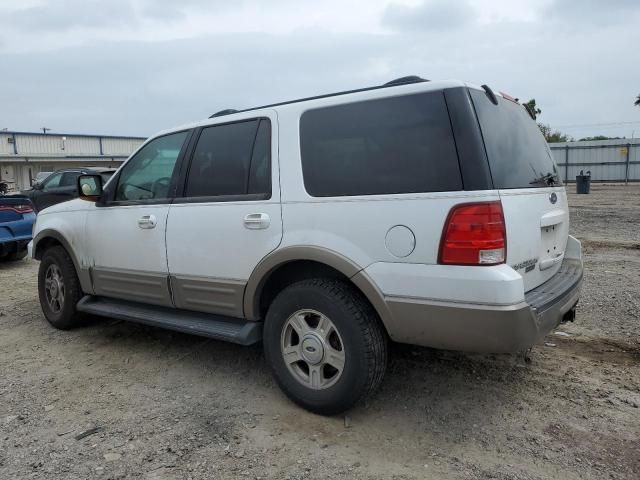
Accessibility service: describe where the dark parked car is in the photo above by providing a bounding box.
[21,167,116,212]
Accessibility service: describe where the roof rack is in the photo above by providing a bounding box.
[384,75,428,86]
[209,109,239,118]
[207,75,430,118]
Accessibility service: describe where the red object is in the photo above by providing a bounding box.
[439,201,506,265]
[0,204,33,214]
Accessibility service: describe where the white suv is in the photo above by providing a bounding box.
[30,77,583,414]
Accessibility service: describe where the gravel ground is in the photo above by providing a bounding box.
[1,183,638,480]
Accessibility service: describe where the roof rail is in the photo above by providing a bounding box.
[384,75,428,86]
[209,109,239,118]
[204,75,431,120]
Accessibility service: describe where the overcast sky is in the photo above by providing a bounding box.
[1,0,639,139]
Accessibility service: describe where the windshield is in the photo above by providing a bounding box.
[470,89,562,189]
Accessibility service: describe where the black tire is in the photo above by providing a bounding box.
[4,248,28,262]
[263,278,387,415]
[38,246,84,330]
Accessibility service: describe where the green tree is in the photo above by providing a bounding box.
[524,98,572,142]
[538,123,573,143]
[523,99,542,119]
[578,135,621,141]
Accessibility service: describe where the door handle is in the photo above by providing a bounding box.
[243,213,270,230]
[138,214,157,229]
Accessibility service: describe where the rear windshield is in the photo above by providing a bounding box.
[470,89,562,189]
[300,91,462,197]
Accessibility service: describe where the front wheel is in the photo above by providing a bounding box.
[263,279,387,415]
[38,246,84,330]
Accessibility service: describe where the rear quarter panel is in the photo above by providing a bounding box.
[276,93,502,271]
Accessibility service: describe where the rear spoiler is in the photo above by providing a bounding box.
[0,194,32,205]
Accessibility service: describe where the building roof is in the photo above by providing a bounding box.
[0,130,146,140]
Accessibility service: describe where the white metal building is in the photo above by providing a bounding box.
[0,131,146,191]
[550,138,640,183]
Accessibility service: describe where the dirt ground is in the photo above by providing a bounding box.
[1,184,639,480]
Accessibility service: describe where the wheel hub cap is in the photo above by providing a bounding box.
[301,334,324,365]
[44,264,65,313]
[280,309,346,390]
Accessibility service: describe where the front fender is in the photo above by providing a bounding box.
[32,209,92,294]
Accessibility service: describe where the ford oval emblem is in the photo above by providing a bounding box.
[549,192,557,204]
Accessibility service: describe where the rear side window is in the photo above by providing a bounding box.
[184,119,271,199]
[470,89,562,189]
[300,91,462,197]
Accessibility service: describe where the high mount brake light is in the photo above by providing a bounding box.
[438,201,506,266]
[499,92,519,103]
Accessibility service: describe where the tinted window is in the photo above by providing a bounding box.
[100,171,115,185]
[59,171,81,188]
[300,92,462,197]
[115,131,188,201]
[248,120,271,195]
[184,119,271,198]
[470,89,562,189]
[42,172,63,191]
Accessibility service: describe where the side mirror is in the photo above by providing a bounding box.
[78,174,103,202]
[33,182,43,190]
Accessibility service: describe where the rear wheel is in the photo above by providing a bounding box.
[263,278,387,415]
[38,246,84,330]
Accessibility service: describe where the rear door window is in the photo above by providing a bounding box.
[300,91,462,197]
[470,89,562,189]
[183,119,271,199]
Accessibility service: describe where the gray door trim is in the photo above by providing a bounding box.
[92,267,173,307]
[170,275,246,318]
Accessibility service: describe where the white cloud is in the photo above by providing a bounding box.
[0,0,639,139]
[383,0,476,31]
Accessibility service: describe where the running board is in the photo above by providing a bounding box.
[76,296,262,346]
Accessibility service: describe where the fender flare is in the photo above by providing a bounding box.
[243,246,393,330]
[32,229,93,294]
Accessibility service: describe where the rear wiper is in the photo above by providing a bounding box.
[530,172,560,186]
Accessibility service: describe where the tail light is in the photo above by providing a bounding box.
[438,201,506,265]
[0,204,34,214]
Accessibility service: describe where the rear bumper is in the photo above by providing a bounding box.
[383,257,583,353]
[0,237,31,256]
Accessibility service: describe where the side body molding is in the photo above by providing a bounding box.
[243,246,394,331]
[32,229,94,294]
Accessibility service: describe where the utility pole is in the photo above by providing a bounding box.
[41,127,51,134]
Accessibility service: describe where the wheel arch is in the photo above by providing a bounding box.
[33,229,92,293]
[244,246,393,332]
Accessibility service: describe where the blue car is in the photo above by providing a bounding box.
[0,196,35,261]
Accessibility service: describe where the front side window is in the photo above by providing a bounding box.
[115,131,188,201]
[184,119,271,199]
[42,172,63,191]
[59,171,81,188]
[300,91,462,197]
